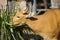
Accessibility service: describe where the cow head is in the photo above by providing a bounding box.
[12,9,30,26]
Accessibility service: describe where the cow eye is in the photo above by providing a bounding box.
[17,16,20,18]
[23,13,28,15]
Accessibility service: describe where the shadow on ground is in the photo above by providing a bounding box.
[13,24,44,40]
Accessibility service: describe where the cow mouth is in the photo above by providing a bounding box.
[13,23,25,27]
[13,23,21,26]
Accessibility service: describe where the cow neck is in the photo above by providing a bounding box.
[26,18,30,24]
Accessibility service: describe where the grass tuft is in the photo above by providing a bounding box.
[0,6,24,40]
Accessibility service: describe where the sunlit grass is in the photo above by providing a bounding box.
[0,6,24,40]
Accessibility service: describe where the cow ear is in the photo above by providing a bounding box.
[23,13,28,15]
[26,17,38,21]
[22,7,28,14]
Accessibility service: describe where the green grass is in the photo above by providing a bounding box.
[0,6,24,40]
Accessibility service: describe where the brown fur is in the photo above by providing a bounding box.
[12,9,60,40]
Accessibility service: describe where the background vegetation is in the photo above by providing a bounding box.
[0,6,25,40]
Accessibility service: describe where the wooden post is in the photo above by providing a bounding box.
[28,2,32,17]
[28,0,37,17]
[8,1,16,13]
[57,0,60,8]
[32,0,36,15]
[43,0,47,9]
[51,0,59,8]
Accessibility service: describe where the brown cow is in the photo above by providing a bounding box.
[12,9,60,40]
